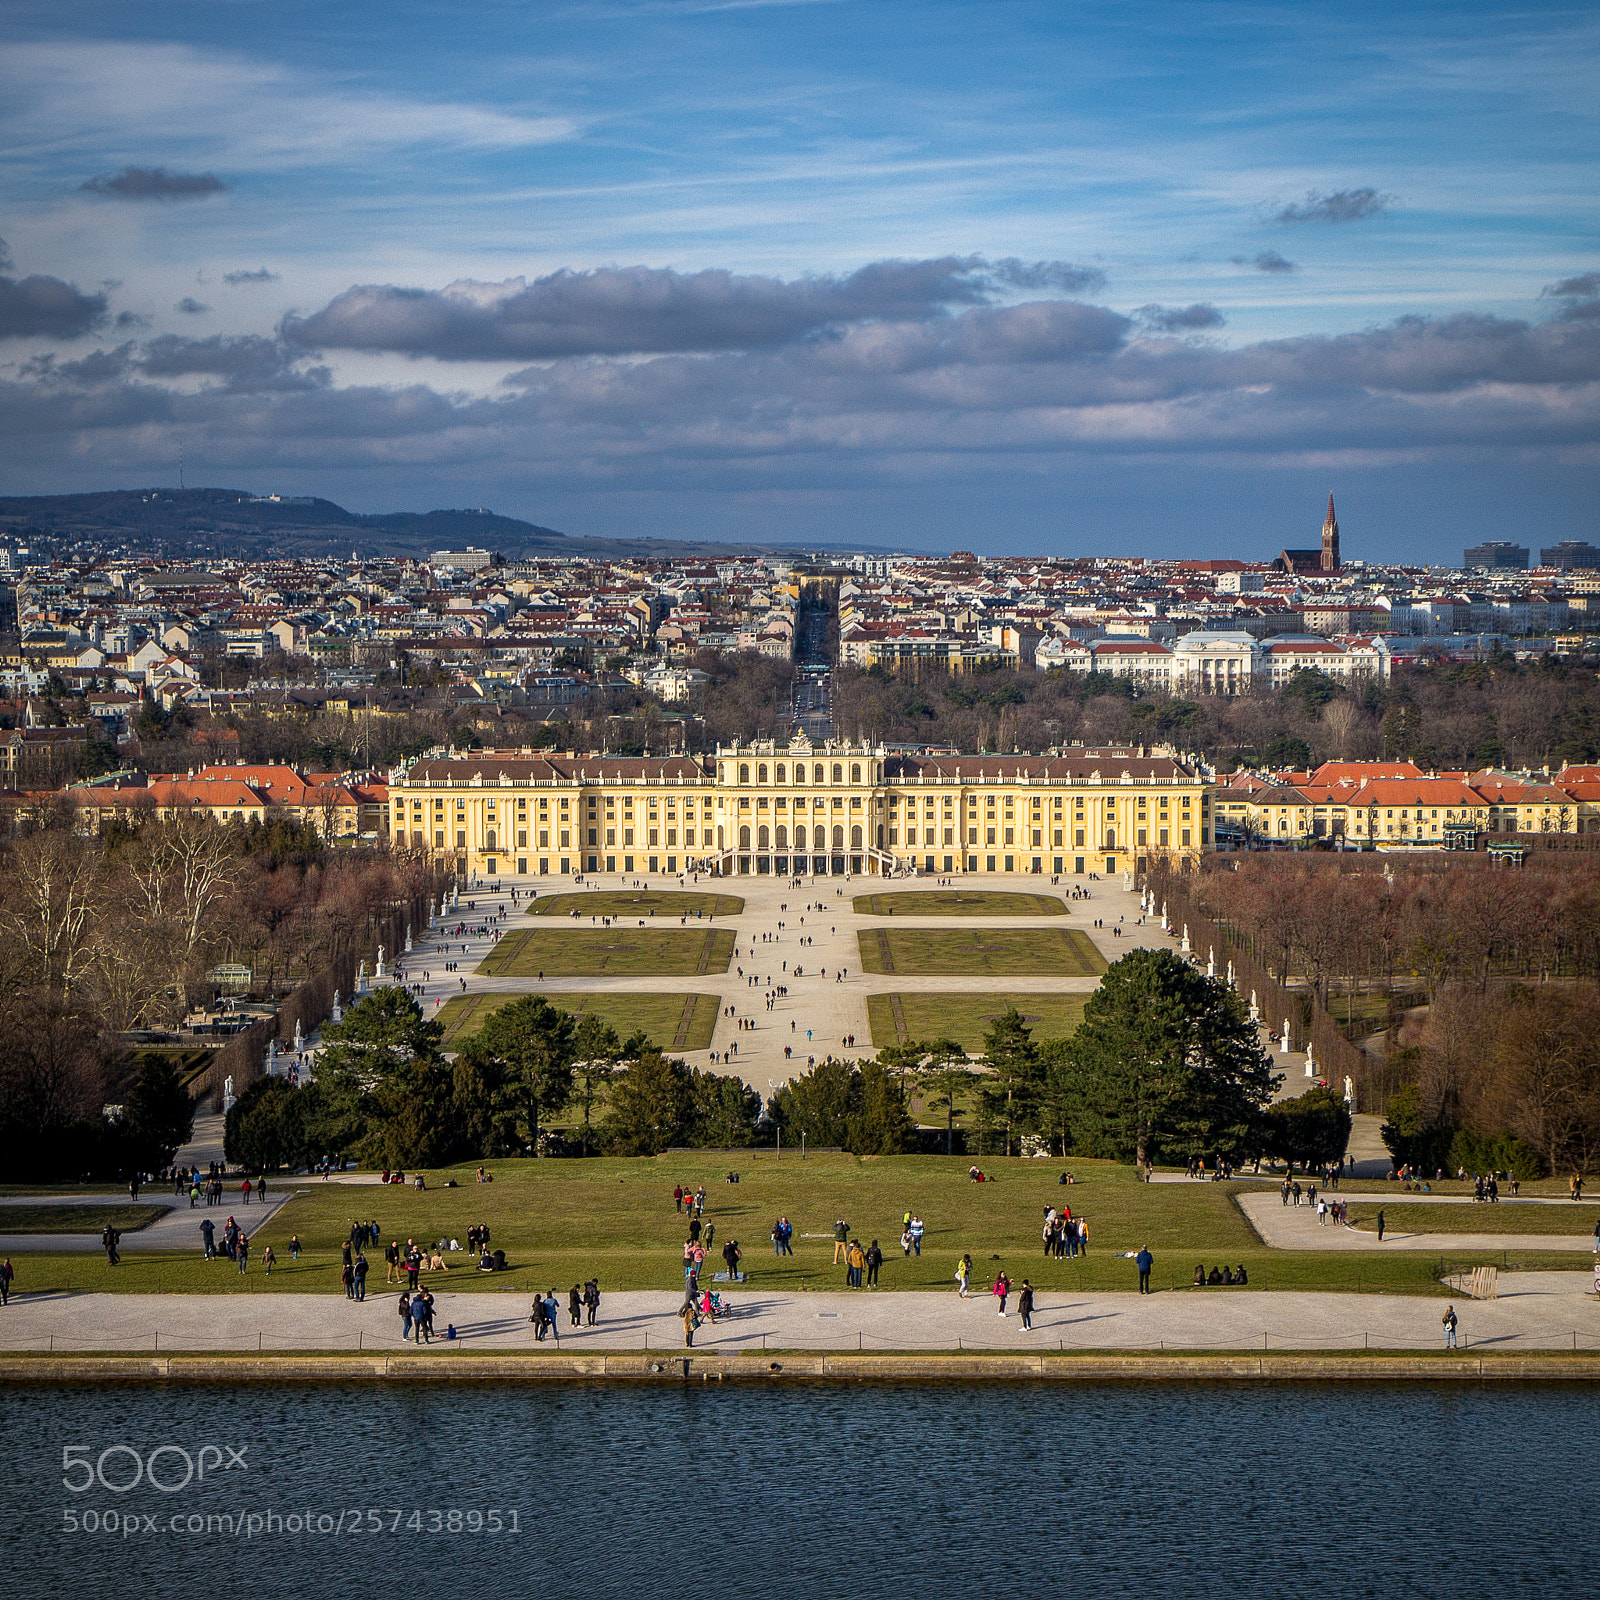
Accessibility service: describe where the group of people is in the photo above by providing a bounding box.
[198,1214,257,1271]
[1041,1206,1088,1257]
[1192,1264,1249,1286]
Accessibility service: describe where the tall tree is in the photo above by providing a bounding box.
[768,1057,856,1149]
[316,987,448,1157]
[121,1054,196,1170]
[847,1057,916,1155]
[917,1037,973,1156]
[1064,948,1277,1173]
[604,1049,696,1155]
[978,1008,1041,1158]
[456,995,575,1155]
[1259,1086,1352,1173]
[570,1014,624,1156]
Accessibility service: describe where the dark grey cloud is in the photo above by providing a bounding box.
[80,166,228,201]
[1232,251,1297,274]
[115,309,149,329]
[0,238,12,274]
[224,268,279,285]
[1544,272,1600,299]
[1273,188,1392,224]
[175,297,209,315]
[1543,272,1600,320]
[1135,303,1225,331]
[281,256,1109,361]
[138,333,327,392]
[0,269,107,339]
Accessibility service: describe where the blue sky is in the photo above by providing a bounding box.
[1,0,1597,560]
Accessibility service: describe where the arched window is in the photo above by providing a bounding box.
[876,825,884,847]
[486,829,497,850]
[739,763,749,783]
[776,764,786,783]
[833,824,845,848]
[758,825,770,849]
[1105,828,1116,849]
[717,825,724,848]
[739,825,751,849]
[832,763,843,783]
[851,825,862,849]
[776,825,787,848]
[758,764,767,783]
[795,823,808,848]
[851,763,861,783]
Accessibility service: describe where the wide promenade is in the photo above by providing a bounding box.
[0,1276,1595,1354]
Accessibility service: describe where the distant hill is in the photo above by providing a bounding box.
[0,487,797,562]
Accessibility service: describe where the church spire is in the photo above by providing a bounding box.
[1321,491,1340,570]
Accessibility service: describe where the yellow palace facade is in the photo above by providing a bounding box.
[390,737,1212,880]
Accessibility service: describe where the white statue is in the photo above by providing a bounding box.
[1305,1042,1316,1078]
[1249,989,1259,1021]
[223,1075,235,1115]
[357,959,369,995]
[1280,1018,1291,1054]
[1343,1074,1355,1109]
[404,925,413,954]
[1206,946,1215,979]
[1180,924,1190,954]
[1226,959,1236,988]
[293,1019,303,1053]
[375,944,387,978]
[265,1038,278,1075]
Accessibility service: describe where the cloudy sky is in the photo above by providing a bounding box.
[1,0,1597,560]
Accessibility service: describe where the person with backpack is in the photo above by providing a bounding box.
[102,1224,121,1267]
[1442,1304,1459,1350]
[865,1239,883,1288]
[722,1238,742,1282]
[583,1279,600,1325]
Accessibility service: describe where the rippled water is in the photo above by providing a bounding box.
[5,1382,1591,1599]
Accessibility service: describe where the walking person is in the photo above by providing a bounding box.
[262,1244,276,1277]
[680,1296,698,1348]
[956,1253,972,1298]
[1442,1304,1459,1349]
[1136,1245,1153,1294]
[1018,1279,1034,1330]
[236,1233,249,1274]
[569,1284,583,1328]
[0,1257,14,1305]
[993,1270,1011,1317]
[1376,1209,1386,1242]
[398,1292,413,1342]
[102,1224,121,1267]
[353,1250,368,1301]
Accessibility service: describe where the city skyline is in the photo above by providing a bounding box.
[1,0,1596,561]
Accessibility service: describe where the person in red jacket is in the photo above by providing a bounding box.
[993,1272,1011,1317]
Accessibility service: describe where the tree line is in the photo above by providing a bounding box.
[830,653,1600,772]
[225,950,1351,1176]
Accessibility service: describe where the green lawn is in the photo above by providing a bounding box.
[1349,1204,1600,1236]
[0,1204,166,1234]
[440,991,719,1051]
[868,991,1089,1053]
[1,1153,1548,1299]
[479,926,736,978]
[530,890,743,920]
[853,891,1067,917]
[858,926,1107,977]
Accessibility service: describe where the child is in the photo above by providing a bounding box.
[261,1244,276,1276]
[289,1234,301,1260]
